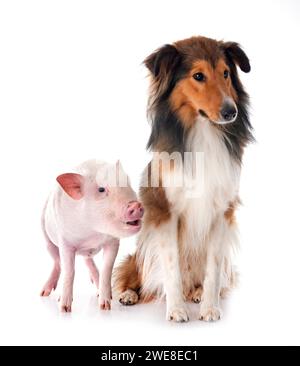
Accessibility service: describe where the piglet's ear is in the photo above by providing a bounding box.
[56,173,84,200]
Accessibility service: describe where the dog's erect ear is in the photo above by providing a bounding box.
[144,44,181,79]
[223,42,250,73]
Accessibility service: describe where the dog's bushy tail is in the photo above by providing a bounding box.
[113,254,141,298]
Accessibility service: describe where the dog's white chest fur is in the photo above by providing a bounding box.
[166,120,240,242]
[138,120,241,299]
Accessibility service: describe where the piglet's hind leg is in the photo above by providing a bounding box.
[40,240,61,297]
[85,257,99,291]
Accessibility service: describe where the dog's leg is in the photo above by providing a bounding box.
[155,216,189,322]
[199,215,228,322]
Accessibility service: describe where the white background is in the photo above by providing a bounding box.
[0,0,300,346]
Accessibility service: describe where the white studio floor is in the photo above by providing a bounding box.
[1,213,299,346]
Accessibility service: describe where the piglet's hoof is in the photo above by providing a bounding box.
[99,299,111,310]
[61,304,72,313]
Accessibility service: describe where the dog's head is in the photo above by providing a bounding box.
[144,36,250,127]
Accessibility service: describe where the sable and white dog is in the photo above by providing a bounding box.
[114,36,254,322]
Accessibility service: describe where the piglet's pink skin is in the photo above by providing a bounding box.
[40,160,143,312]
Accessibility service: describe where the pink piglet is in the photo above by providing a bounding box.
[40,159,143,312]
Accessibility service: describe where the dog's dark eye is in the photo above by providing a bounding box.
[98,187,105,193]
[193,72,206,82]
[224,70,229,79]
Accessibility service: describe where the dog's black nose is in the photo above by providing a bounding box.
[221,103,237,122]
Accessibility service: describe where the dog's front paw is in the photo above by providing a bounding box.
[167,305,189,322]
[199,305,222,322]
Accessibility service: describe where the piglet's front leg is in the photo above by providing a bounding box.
[99,240,119,310]
[60,245,75,312]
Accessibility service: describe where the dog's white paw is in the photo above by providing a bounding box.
[167,306,189,322]
[199,305,222,322]
[119,289,139,306]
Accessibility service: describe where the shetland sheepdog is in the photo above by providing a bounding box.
[114,36,254,322]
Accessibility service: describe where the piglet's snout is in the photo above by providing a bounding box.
[125,201,144,221]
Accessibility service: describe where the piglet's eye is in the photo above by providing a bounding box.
[98,187,105,193]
